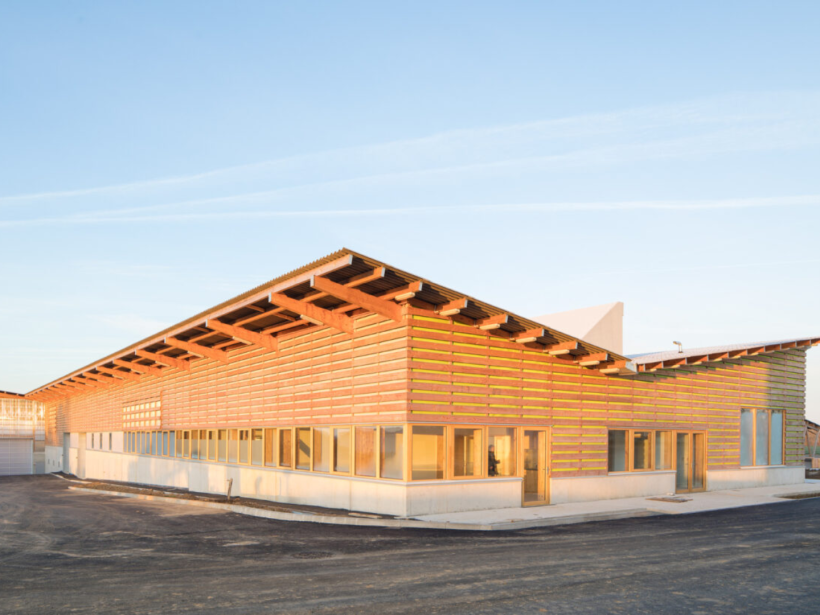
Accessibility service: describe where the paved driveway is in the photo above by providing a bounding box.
[1,475,818,614]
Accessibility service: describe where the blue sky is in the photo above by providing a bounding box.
[1,1,819,420]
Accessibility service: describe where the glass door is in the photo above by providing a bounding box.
[676,431,706,493]
[522,429,549,506]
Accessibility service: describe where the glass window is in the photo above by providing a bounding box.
[355,426,377,477]
[238,430,249,464]
[279,428,292,468]
[632,431,652,470]
[740,409,754,466]
[162,432,169,456]
[182,431,190,458]
[190,431,199,460]
[771,411,784,465]
[228,429,238,463]
[109,433,113,451]
[755,410,769,466]
[151,432,157,456]
[655,431,672,470]
[169,431,175,457]
[453,427,482,477]
[251,429,264,466]
[313,427,331,472]
[380,426,404,480]
[218,430,227,462]
[334,428,351,473]
[411,426,444,480]
[488,427,516,477]
[608,430,627,472]
[264,428,277,467]
[208,430,217,460]
[296,428,311,470]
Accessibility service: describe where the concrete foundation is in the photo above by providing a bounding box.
[706,466,804,491]
[550,471,677,504]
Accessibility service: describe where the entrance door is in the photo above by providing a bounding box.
[522,429,549,506]
[675,431,706,493]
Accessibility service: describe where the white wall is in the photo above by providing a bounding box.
[551,471,677,504]
[706,466,804,491]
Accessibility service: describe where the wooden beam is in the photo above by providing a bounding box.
[165,337,230,364]
[310,275,402,323]
[543,341,579,356]
[82,372,114,385]
[233,306,297,327]
[268,292,354,335]
[136,349,191,371]
[576,352,609,367]
[98,366,141,382]
[381,281,424,301]
[476,313,509,331]
[77,376,108,388]
[207,319,277,352]
[513,328,548,344]
[303,267,386,303]
[261,319,310,335]
[114,359,164,377]
[436,298,470,317]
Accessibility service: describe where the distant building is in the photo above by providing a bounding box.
[18,249,818,515]
[0,391,45,475]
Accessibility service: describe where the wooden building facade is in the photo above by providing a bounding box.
[29,250,816,515]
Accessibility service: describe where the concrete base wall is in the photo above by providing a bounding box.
[550,471,677,505]
[706,466,804,491]
[69,450,521,516]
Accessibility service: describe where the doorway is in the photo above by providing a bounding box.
[522,428,549,506]
[675,431,706,493]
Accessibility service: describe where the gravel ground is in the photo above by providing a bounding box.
[1,474,819,614]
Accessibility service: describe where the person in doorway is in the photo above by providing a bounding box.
[488,444,500,476]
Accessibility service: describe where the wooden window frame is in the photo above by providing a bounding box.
[607,428,662,474]
[449,425,487,481]
[331,426,352,476]
[741,408,786,467]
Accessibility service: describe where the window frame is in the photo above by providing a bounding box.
[740,408,786,467]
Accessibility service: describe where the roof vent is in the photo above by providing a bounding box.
[673,341,683,354]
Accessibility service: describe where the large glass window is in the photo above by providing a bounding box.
[334,428,351,473]
[453,427,482,477]
[488,427,516,477]
[251,429,264,466]
[175,431,184,458]
[355,427,377,477]
[296,428,311,470]
[182,431,190,458]
[217,430,227,462]
[380,426,404,480]
[264,428,277,467]
[169,431,175,457]
[162,432,169,456]
[741,408,785,467]
[632,431,652,471]
[151,432,157,456]
[771,411,784,465]
[608,430,627,472]
[313,427,331,472]
[228,429,238,463]
[190,430,199,460]
[655,431,673,470]
[208,430,217,461]
[411,426,444,480]
[279,428,292,468]
[740,409,754,466]
[239,429,249,464]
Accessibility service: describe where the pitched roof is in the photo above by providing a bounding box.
[630,336,820,372]
[27,248,631,397]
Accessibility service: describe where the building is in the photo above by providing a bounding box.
[0,391,45,476]
[807,418,820,469]
[20,249,818,516]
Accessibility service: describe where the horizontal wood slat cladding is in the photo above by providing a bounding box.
[45,313,410,446]
[405,310,806,477]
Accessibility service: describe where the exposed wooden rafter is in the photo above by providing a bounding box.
[114,360,164,376]
[207,319,277,352]
[310,275,402,323]
[136,349,191,371]
[476,314,509,331]
[268,292,354,335]
[164,337,230,364]
[98,366,141,382]
[437,298,470,317]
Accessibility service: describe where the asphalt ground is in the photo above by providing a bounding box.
[1,475,818,614]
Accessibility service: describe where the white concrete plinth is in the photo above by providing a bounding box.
[706,466,804,491]
[550,471,677,504]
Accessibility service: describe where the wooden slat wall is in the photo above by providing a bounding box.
[45,313,409,446]
[405,310,807,477]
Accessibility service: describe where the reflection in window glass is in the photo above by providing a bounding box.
[355,427,377,477]
[175,431,184,458]
[162,432,169,456]
[632,431,651,470]
[265,428,277,467]
[655,431,672,470]
[151,432,157,456]
[755,410,769,466]
[740,409,754,466]
[190,430,198,459]
[218,430,227,462]
[251,429,264,466]
[228,429,238,463]
[454,427,482,477]
[608,430,627,472]
[296,428,311,470]
[412,426,444,480]
[239,430,249,464]
[313,427,331,472]
[169,431,175,457]
[279,429,292,468]
[771,411,783,465]
[488,427,516,477]
[208,431,217,460]
[334,428,351,473]
[380,426,404,479]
